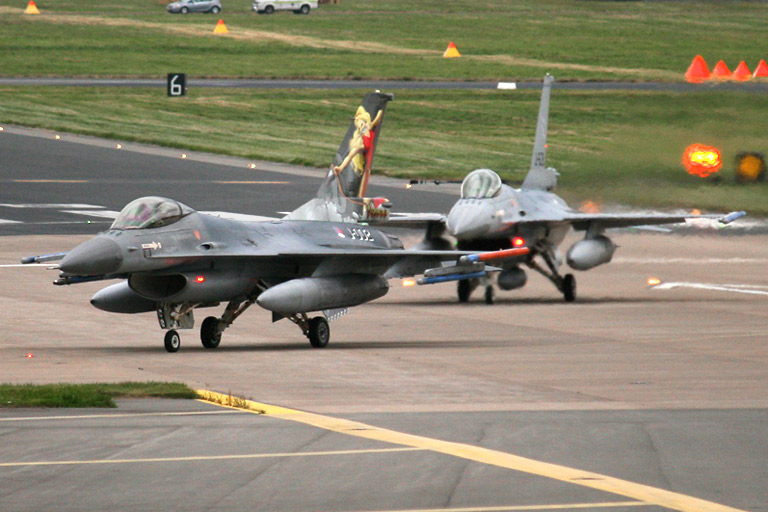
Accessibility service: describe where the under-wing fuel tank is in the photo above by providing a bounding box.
[256,274,389,314]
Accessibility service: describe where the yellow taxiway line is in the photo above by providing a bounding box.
[197,390,747,512]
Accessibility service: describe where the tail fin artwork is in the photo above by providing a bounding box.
[285,92,394,222]
[521,74,558,191]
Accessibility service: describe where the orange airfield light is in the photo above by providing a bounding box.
[683,144,722,178]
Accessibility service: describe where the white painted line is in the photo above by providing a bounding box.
[61,209,120,219]
[363,502,650,512]
[652,282,768,296]
[0,218,21,224]
[0,203,103,208]
[0,410,239,422]
[615,257,768,265]
[497,82,517,90]
[0,447,422,468]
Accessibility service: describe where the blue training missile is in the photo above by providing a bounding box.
[417,270,486,285]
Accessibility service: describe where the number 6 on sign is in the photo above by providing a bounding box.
[167,73,186,97]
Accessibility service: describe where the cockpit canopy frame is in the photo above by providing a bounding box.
[110,196,194,230]
[460,169,503,199]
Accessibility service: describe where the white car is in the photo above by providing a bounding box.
[167,0,222,13]
[252,0,317,14]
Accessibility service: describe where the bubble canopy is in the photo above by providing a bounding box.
[110,196,194,230]
[460,169,502,199]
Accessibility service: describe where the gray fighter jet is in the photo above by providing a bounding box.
[392,75,744,304]
[22,93,527,351]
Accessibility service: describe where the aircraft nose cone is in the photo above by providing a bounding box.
[59,236,123,276]
[446,205,490,240]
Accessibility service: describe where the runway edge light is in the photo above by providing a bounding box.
[443,42,461,58]
[213,19,229,34]
[684,55,710,83]
[23,0,40,14]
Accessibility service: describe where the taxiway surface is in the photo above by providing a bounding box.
[1,127,766,512]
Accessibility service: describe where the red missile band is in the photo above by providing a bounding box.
[466,247,530,263]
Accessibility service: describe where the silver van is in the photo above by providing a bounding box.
[252,0,317,14]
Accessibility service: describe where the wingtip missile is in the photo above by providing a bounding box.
[21,252,67,265]
[719,211,746,224]
[417,270,486,286]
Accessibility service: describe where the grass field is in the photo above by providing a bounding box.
[0,382,198,408]
[1,0,767,212]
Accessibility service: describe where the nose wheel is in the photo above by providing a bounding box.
[164,330,181,353]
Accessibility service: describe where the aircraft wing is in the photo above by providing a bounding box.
[506,211,745,231]
[370,212,446,229]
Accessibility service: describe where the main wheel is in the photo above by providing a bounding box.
[164,330,181,353]
[264,5,274,14]
[562,273,576,302]
[300,4,310,14]
[484,285,495,305]
[307,316,330,348]
[458,279,471,303]
[200,316,222,349]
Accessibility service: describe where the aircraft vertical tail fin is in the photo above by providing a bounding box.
[521,74,558,191]
[285,92,394,222]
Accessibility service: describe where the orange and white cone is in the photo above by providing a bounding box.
[24,0,40,14]
[213,19,229,34]
[443,42,461,58]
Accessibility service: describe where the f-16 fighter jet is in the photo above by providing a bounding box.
[390,76,744,304]
[22,93,527,351]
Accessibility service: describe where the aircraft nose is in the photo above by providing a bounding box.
[59,236,123,276]
[446,204,490,240]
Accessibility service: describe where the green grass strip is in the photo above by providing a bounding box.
[0,382,198,408]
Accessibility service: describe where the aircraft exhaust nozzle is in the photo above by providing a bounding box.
[59,236,123,276]
[566,235,616,271]
[91,281,156,314]
[257,274,389,314]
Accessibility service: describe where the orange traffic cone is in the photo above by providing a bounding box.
[684,55,710,83]
[443,42,461,58]
[711,60,732,80]
[732,61,752,81]
[753,59,768,78]
[24,0,40,14]
[213,19,228,34]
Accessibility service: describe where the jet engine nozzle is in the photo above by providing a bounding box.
[59,236,123,276]
[566,235,616,271]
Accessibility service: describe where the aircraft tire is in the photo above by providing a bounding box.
[308,316,330,348]
[200,316,222,349]
[562,274,576,302]
[164,330,181,353]
[457,279,471,303]
[484,285,494,305]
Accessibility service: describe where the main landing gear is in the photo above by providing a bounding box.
[159,299,332,353]
[456,251,577,304]
[526,250,576,303]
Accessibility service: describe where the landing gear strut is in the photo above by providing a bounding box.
[527,251,577,302]
[285,312,331,348]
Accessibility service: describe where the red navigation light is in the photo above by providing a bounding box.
[195,275,206,283]
[512,237,525,248]
[683,144,722,178]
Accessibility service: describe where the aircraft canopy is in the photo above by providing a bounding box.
[460,169,502,199]
[111,196,194,230]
